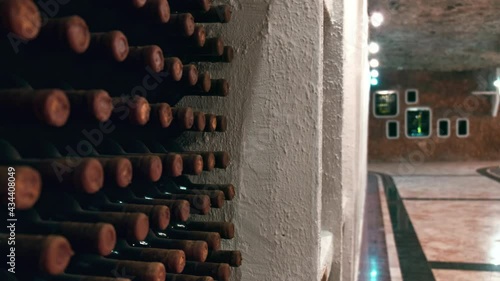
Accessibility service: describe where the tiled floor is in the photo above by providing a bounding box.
[363,162,500,281]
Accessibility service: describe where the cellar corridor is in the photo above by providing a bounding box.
[359,163,500,281]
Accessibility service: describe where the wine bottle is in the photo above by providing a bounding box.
[117,139,185,177]
[137,231,208,262]
[190,5,232,23]
[166,26,206,50]
[191,112,206,132]
[0,0,41,40]
[182,46,234,63]
[131,183,210,215]
[172,107,195,130]
[166,274,213,281]
[85,31,130,62]
[182,151,230,169]
[125,45,165,73]
[0,166,41,210]
[216,115,228,132]
[168,0,210,12]
[122,13,195,49]
[153,73,212,105]
[111,96,151,126]
[177,38,224,61]
[96,157,133,188]
[65,89,114,122]
[9,137,132,189]
[175,181,235,201]
[65,254,166,281]
[15,209,117,256]
[158,228,221,250]
[205,251,242,267]
[36,191,150,241]
[109,239,186,273]
[76,191,170,231]
[33,16,91,54]
[182,262,230,281]
[203,114,217,132]
[149,103,173,128]
[0,139,104,194]
[103,185,190,222]
[49,0,169,30]
[170,221,234,239]
[185,79,229,97]
[48,274,133,281]
[0,234,74,275]
[0,88,70,127]
[94,138,164,182]
[134,140,203,176]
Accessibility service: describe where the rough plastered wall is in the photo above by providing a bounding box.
[180,0,368,280]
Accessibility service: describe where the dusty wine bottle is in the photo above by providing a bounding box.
[85,31,130,62]
[160,228,221,250]
[0,139,104,194]
[109,239,186,273]
[103,185,190,222]
[0,234,74,275]
[48,274,132,281]
[205,250,242,267]
[203,114,217,132]
[66,254,166,281]
[0,0,41,40]
[112,96,151,126]
[149,103,173,128]
[16,209,117,256]
[117,139,184,177]
[95,138,164,182]
[0,166,41,209]
[76,191,170,231]
[65,90,114,122]
[171,221,234,239]
[0,89,70,127]
[182,46,234,63]
[34,16,91,54]
[125,45,165,73]
[182,262,230,281]
[139,231,208,262]
[36,191,150,241]
[166,274,213,281]
[131,183,210,215]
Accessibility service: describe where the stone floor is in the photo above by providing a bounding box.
[361,162,500,281]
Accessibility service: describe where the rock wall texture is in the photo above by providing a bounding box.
[369,0,500,71]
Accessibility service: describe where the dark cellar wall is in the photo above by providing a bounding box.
[368,70,500,162]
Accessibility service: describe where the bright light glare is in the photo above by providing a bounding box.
[371,12,384,27]
[369,59,380,68]
[494,79,500,88]
[371,78,379,86]
[369,42,380,54]
[371,70,379,78]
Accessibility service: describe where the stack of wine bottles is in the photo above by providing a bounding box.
[0,0,239,280]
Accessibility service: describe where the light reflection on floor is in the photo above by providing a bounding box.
[367,162,500,281]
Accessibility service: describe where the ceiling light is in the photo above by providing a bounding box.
[368,42,380,54]
[370,12,384,27]
[369,59,380,68]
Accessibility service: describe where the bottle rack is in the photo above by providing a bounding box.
[0,0,239,280]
